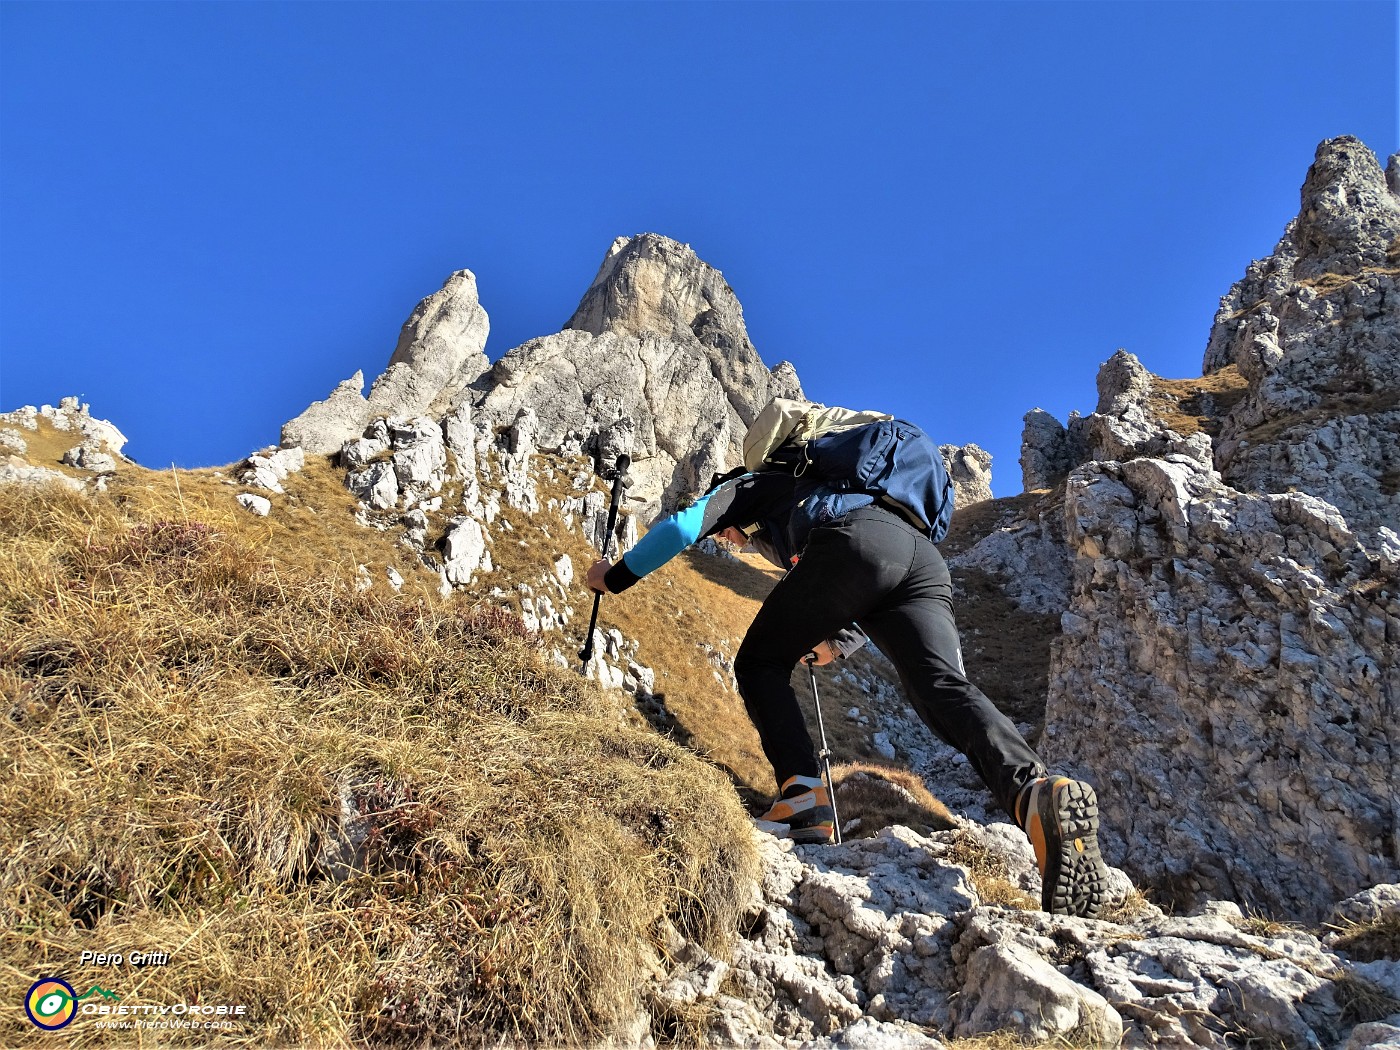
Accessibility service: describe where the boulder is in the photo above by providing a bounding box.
[236,493,271,517]
[955,943,1122,1043]
[61,442,117,474]
[239,445,305,494]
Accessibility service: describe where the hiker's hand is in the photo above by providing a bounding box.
[586,559,613,594]
[804,642,836,666]
[716,526,748,547]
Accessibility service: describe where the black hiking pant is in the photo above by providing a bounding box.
[732,505,1046,820]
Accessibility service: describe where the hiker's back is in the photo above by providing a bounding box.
[741,398,956,549]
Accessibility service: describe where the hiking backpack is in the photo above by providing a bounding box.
[742,397,957,544]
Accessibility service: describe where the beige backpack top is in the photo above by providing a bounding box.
[742,398,893,472]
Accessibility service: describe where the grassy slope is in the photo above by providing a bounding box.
[1,427,757,1047]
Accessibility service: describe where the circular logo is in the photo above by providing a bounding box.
[25,978,78,1030]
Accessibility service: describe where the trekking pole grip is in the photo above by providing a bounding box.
[578,453,632,664]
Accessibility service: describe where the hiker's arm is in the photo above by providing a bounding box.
[827,625,867,659]
[803,626,867,666]
[599,498,710,592]
[600,473,793,593]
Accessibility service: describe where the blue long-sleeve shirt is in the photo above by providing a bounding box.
[602,470,868,659]
[603,471,800,591]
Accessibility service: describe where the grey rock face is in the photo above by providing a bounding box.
[1020,408,1074,490]
[340,416,452,513]
[1291,137,1400,280]
[1073,349,1211,466]
[374,270,491,420]
[280,372,375,456]
[940,443,993,508]
[1017,350,1212,496]
[1331,883,1400,928]
[1042,451,1398,921]
[1202,137,1400,543]
[1001,139,1400,924]
[282,271,491,454]
[948,497,1071,615]
[472,234,804,518]
[678,819,1394,1048]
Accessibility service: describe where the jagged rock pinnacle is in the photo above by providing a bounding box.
[282,270,490,454]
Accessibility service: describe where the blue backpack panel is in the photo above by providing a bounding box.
[793,418,956,544]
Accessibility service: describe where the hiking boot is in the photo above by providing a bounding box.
[1017,776,1109,918]
[760,774,835,844]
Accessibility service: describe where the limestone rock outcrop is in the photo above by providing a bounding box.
[470,234,804,517]
[0,398,128,491]
[941,443,993,508]
[661,820,1400,1049]
[1042,450,1398,920]
[282,271,490,454]
[281,235,808,521]
[1026,137,1400,921]
[1202,137,1399,543]
[1019,408,1077,491]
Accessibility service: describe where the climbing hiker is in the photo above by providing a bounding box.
[584,404,1110,918]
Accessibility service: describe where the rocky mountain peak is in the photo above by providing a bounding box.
[557,233,804,480]
[566,233,754,352]
[279,233,996,522]
[1199,137,1399,543]
[1293,135,1400,280]
[281,270,490,454]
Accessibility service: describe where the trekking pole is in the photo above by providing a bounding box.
[806,659,843,845]
[578,453,631,666]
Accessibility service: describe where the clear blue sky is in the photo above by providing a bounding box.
[2,2,1396,497]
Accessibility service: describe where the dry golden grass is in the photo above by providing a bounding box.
[1331,912,1400,964]
[594,545,780,798]
[943,833,1038,911]
[0,473,758,1046]
[461,461,782,801]
[830,762,956,839]
[1332,967,1400,1026]
[1147,365,1250,440]
[1298,265,1400,297]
